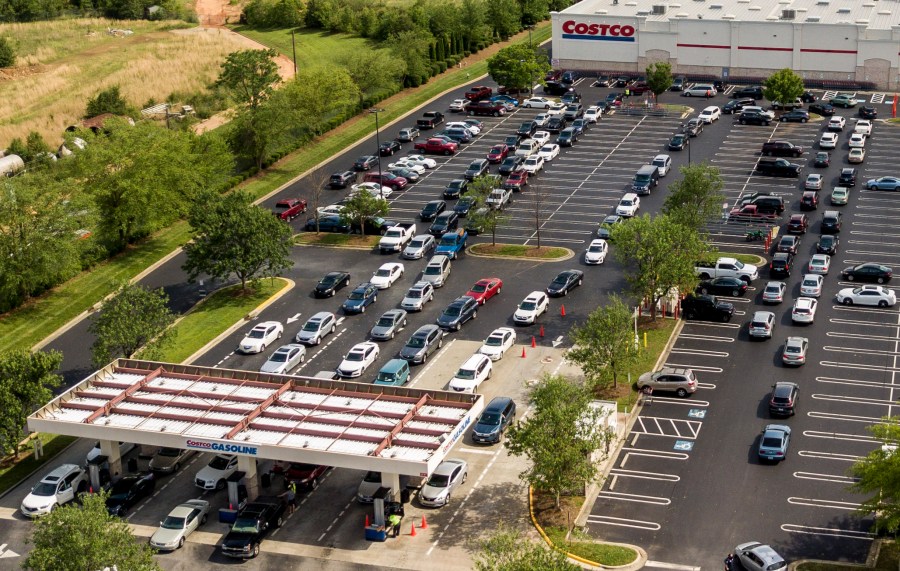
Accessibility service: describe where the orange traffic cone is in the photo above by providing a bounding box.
[561,304,566,317]
[365,514,369,527]
[421,515,428,529]
[410,523,417,536]
[521,346,527,358]
[539,325,545,337]
[531,336,536,348]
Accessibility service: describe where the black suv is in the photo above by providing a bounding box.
[809,102,834,116]
[821,210,842,233]
[732,86,764,99]
[436,296,479,331]
[780,109,810,123]
[859,106,878,119]
[839,168,857,187]
[739,110,771,126]
[498,156,524,175]
[762,141,804,157]
[770,252,794,277]
[543,81,572,96]
[429,212,459,236]
[817,234,839,255]
[329,171,355,189]
[443,179,468,199]
[769,382,799,417]
[723,98,755,114]
[681,294,734,322]
[464,158,489,181]
[516,121,537,138]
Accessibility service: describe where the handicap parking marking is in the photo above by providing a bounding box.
[632,417,702,439]
[803,430,880,445]
[793,471,860,485]
[798,450,864,463]
[687,409,706,419]
[673,440,694,451]
[781,523,874,541]
[599,490,672,506]
[787,497,862,511]
[586,514,661,531]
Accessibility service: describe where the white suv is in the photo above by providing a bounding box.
[616,193,640,217]
[21,464,88,517]
[448,354,493,393]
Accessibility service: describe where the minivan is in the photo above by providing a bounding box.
[422,255,452,287]
[632,165,660,195]
[822,210,842,233]
[683,84,715,97]
[374,359,411,386]
[471,397,517,444]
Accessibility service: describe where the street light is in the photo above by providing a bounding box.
[369,108,385,198]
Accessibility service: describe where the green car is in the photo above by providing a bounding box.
[831,186,850,205]
[830,94,857,108]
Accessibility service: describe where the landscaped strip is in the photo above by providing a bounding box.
[295,233,380,249]
[0,434,77,497]
[468,243,570,259]
[0,23,550,355]
[150,279,288,364]
[615,318,678,410]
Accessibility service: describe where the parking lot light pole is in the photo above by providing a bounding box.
[370,108,385,198]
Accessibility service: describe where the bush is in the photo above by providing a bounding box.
[437,61,447,73]
[0,37,15,68]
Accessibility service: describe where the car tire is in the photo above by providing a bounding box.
[878,277,887,284]
[732,289,740,296]
[700,287,709,294]
[201,513,208,525]
[676,388,688,398]
[310,478,319,490]
[721,314,730,322]
[462,471,468,483]
[438,339,443,348]
[314,336,321,346]
[473,310,477,320]
[879,300,889,308]
[252,544,260,558]
[390,332,395,339]
[216,479,226,491]
[174,463,180,472]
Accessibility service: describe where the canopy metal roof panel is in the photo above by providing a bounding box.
[29,359,483,476]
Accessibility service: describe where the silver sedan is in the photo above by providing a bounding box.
[260,344,306,374]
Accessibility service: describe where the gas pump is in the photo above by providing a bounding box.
[365,486,404,542]
[218,471,248,523]
[86,455,111,492]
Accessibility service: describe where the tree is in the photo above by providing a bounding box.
[85,85,132,119]
[612,214,710,319]
[662,162,725,232]
[227,83,304,169]
[468,174,509,246]
[343,51,406,107]
[88,283,176,366]
[506,374,614,509]
[305,166,330,234]
[24,490,161,571]
[567,295,641,391]
[182,191,294,293]
[763,68,805,107]
[288,65,359,135]
[339,191,390,238]
[525,179,551,248]
[474,526,579,571]
[0,36,15,68]
[487,43,549,93]
[645,61,673,101]
[215,48,281,109]
[486,0,522,40]
[851,419,900,533]
[0,349,61,458]
[389,29,433,87]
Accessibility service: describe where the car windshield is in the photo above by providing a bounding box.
[427,474,450,488]
[248,329,267,339]
[231,517,261,534]
[762,437,782,447]
[319,275,338,286]
[479,412,502,426]
[31,482,57,496]
[209,456,231,470]
[349,291,366,300]
[346,351,365,362]
[444,306,461,317]
[159,448,180,457]
[407,290,422,299]
[375,269,392,277]
[485,335,504,347]
[363,471,381,483]
[377,317,395,327]
[589,245,604,252]
[471,284,487,293]
[269,352,288,363]
[425,266,441,275]
[406,337,426,349]
[109,480,132,499]
[303,320,322,332]
[161,516,186,530]
[520,301,537,311]
[455,368,476,380]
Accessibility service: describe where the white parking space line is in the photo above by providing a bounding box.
[677,333,735,343]
[456,447,495,455]
[798,450,864,462]
[821,360,900,373]
[808,411,887,425]
[793,471,859,485]
[609,468,680,482]
[586,514,661,531]
[681,322,741,330]
[788,497,861,510]
[668,349,729,358]
[781,523,874,541]
[599,490,672,505]
[803,430,880,444]
[828,318,899,330]
[408,339,454,388]
[620,448,690,467]
[663,363,723,374]
[821,345,900,358]
[644,561,701,571]
[816,375,900,390]
[812,393,895,407]
[647,396,710,406]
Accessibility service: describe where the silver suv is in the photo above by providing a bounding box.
[295,311,336,345]
[749,311,775,339]
[637,367,697,397]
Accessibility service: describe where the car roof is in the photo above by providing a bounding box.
[657,367,692,376]
[413,324,439,336]
[435,458,466,475]
[524,291,545,301]
[461,353,489,368]
[795,298,815,308]
[752,311,775,319]
[310,311,334,322]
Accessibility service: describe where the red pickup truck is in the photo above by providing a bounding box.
[729,204,777,220]
[464,85,493,101]
[273,198,307,221]
[469,101,507,117]
[414,138,458,156]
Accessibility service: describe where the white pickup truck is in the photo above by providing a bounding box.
[695,257,759,283]
[379,223,417,254]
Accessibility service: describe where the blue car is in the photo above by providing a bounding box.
[758,424,791,463]
[490,95,519,108]
[436,296,479,331]
[341,283,378,314]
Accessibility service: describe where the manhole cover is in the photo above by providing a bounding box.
[541,357,553,364]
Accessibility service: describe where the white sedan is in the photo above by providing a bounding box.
[533,113,550,126]
[532,131,551,147]
[836,285,897,307]
[404,154,437,169]
[584,239,609,265]
[478,327,516,361]
[807,254,830,275]
[849,133,867,148]
[150,500,210,551]
[791,297,818,324]
[446,121,479,135]
[522,155,544,174]
[337,342,380,378]
[799,274,824,297]
[699,106,721,123]
[538,144,561,162]
[805,174,823,191]
[546,102,566,116]
[370,263,404,289]
[317,204,345,216]
[238,321,283,354]
[584,106,602,123]
[350,182,392,198]
[449,99,469,112]
[388,159,425,174]
[523,97,554,109]
[819,132,838,149]
[855,119,873,136]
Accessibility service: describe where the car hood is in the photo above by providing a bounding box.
[449,378,477,392]
[339,360,365,372]
[149,456,178,470]
[437,315,459,327]
[370,325,395,336]
[150,527,186,547]
[420,484,448,501]
[296,329,321,341]
[196,467,227,482]
[315,283,335,294]
[399,346,425,359]
[401,297,423,307]
[585,251,603,260]
[223,531,260,547]
[403,246,425,255]
[106,498,128,513]
[21,493,54,511]
[357,480,381,498]
[370,277,390,286]
[343,298,365,308]
[259,361,287,374]
[240,339,264,350]
[715,301,735,311]
[473,421,500,435]
[514,309,536,320]
[479,345,503,357]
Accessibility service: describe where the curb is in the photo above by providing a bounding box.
[467,244,576,262]
[789,539,884,570]
[528,486,645,570]
[295,240,378,252]
[181,278,295,365]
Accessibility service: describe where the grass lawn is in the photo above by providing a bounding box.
[719,252,767,266]
[150,279,288,364]
[295,233,380,248]
[234,26,392,73]
[470,243,569,259]
[533,491,637,566]
[0,22,551,356]
[592,317,678,411]
[797,542,899,570]
[0,434,77,496]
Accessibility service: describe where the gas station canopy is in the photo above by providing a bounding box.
[28,359,484,477]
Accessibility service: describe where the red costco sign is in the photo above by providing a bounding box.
[561,20,636,42]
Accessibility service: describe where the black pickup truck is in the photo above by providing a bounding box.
[416,111,444,129]
[221,497,287,559]
[756,157,802,178]
[681,294,734,322]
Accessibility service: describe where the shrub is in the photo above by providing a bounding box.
[0,37,15,68]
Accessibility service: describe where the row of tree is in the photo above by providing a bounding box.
[0,0,190,23]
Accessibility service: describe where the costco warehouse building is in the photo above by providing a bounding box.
[551,0,900,90]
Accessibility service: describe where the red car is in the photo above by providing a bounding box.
[487,144,509,163]
[273,462,330,490]
[465,278,503,305]
[503,171,528,191]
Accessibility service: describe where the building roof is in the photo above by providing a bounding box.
[28,360,483,474]
[561,0,900,29]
